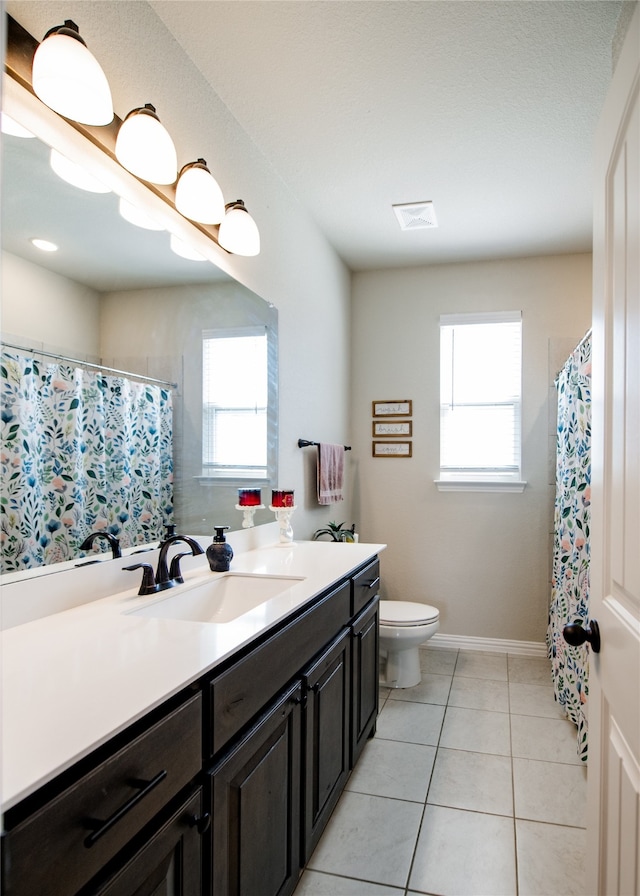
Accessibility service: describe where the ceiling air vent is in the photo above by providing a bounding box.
[392,201,438,231]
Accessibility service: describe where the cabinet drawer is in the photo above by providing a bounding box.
[352,558,380,615]
[2,693,202,896]
[209,580,350,756]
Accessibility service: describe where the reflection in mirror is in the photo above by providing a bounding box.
[0,92,278,577]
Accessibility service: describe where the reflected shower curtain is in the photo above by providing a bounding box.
[547,334,591,763]
[0,350,173,571]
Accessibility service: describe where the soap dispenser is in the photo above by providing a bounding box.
[207,526,233,572]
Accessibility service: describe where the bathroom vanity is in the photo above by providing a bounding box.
[0,537,383,896]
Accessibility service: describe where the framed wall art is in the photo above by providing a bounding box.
[372,441,412,457]
[372,400,412,417]
[372,420,412,437]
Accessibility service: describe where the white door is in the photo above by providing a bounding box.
[587,6,640,895]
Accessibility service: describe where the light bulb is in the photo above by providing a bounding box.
[1,113,35,138]
[31,238,58,252]
[115,105,177,185]
[50,149,111,193]
[32,20,113,126]
[175,159,225,224]
[118,198,165,231]
[218,201,260,256]
[169,233,206,262]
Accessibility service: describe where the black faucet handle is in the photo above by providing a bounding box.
[124,563,158,596]
[168,552,191,584]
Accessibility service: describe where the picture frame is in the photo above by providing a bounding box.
[372,420,412,437]
[372,400,412,417]
[372,441,412,457]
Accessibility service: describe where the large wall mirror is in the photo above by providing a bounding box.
[1,73,278,578]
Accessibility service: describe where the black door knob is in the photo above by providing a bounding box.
[563,620,601,653]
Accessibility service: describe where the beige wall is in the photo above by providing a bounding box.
[351,254,592,642]
[1,251,100,357]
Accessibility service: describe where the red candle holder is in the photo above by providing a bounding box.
[238,488,262,507]
[271,489,294,508]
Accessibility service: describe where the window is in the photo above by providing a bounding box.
[437,311,525,492]
[202,326,274,481]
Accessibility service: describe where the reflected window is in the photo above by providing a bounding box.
[202,327,269,479]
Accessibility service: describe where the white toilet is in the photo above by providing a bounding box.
[379,600,440,688]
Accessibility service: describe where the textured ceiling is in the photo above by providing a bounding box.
[150,0,622,270]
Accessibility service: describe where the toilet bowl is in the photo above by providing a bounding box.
[379,600,439,688]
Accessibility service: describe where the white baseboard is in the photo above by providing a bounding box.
[427,633,547,657]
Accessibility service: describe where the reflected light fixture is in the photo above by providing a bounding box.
[175,159,225,225]
[217,200,260,256]
[169,233,206,262]
[31,20,113,126]
[1,113,35,138]
[31,238,59,252]
[50,149,111,193]
[115,104,177,185]
[118,197,165,231]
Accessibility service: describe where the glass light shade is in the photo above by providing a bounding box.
[169,233,206,262]
[175,159,225,224]
[118,198,165,231]
[218,201,260,256]
[115,105,177,185]
[32,22,113,126]
[50,149,111,193]
[1,113,35,138]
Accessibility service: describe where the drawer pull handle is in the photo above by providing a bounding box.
[367,577,380,590]
[83,770,167,848]
[189,812,212,835]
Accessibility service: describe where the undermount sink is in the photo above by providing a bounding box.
[127,573,305,624]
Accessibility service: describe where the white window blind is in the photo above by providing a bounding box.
[202,327,268,478]
[439,311,523,489]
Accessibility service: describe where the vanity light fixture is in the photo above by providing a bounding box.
[31,20,113,126]
[31,238,59,252]
[118,197,165,231]
[175,159,225,225]
[1,112,35,138]
[50,149,111,194]
[218,200,261,257]
[115,104,178,185]
[169,233,207,262]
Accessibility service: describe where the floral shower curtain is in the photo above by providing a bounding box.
[0,350,173,572]
[546,333,591,763]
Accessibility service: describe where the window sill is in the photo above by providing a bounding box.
[434,479,527,493]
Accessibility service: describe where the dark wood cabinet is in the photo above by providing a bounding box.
[351,597,380,765]
[2,555,382,896]
[89,788,205,896]
[302,628,351,859]
[208,682,303,896]
[1,693,202,896]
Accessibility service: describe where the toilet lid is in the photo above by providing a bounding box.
[379,600,439,626]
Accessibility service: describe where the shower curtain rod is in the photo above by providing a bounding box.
[1,341,178,389]
[577,327,592,349]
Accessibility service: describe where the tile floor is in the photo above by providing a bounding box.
[293,647,587,896]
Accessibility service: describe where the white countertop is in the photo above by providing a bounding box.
[1,539,384,812]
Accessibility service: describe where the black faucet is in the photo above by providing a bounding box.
[125,534,204,596]
[79,531,122,559]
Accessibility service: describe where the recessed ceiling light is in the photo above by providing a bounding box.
[31,238,59,252]
[392,201,438,231]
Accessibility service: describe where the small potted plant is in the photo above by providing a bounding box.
[312,521,357,542]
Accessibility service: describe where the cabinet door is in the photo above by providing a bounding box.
[209,681,302,896]
[302,628,351,859]
[351,597,379,766]
[90,788,205,896]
